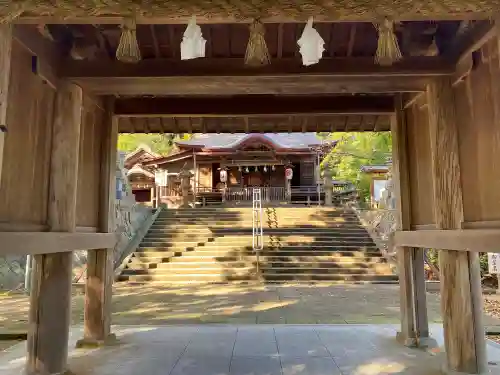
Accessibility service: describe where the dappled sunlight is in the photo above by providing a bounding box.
[352,360,406,375]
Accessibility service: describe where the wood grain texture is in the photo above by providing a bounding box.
[84,99,117,342]
[27,82,82,375]
[76,94,104,227]
[0,41,55,225]
[393,95,431,346]
[427,77,486,374]
[0,232,115,255]
[391,95,416,345]
[0,24,12,189]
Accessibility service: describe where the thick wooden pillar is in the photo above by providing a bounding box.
[393,95,434,348]
[427,77,486,374]
[27,82,82,375]
[0,24,12,186]
[78,99,118,347]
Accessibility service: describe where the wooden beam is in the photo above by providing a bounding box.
[392,95,417,347]
[114,96,395,117]
[62,57,452,78]
[27,82,82,375]
[347,24,357,57]
[0,232,115,255]
[74,75,431,96]
[277,23,284,59]
[11,12,492,25]
[80,99,118,347]
[394,229,500,252]
[427,77,486,374]
[12,25,60,89]
[0,24,12,189]
[447,21,495,64]
[61,57,451,95]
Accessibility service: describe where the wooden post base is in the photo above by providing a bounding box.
[396,330,438,349]
[75,333,118,349]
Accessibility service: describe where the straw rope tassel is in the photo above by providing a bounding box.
[245,19,270,67]
[116,17,141,63]
[375,19,402,66]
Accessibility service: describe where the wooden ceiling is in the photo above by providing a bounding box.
[11,18,493,133]
[116,94,393,133]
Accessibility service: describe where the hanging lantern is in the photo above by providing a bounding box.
[297,17,325,66]
[116,17,141,63]
[374,19,402,66]
[220,169,227,183]
[245,19,270,67]
[255,166,259,171]
[285,167,293,180]
[272,165,276,171]
[264,166,268,172]
[245,167,249,173]
[238,166,242,172]
[181,15,206,60]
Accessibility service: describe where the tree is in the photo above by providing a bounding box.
[117,133,193,155]
[320,132,392,202]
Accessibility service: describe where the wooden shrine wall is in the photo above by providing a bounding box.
[405,99,435,227]
[404,38,500,228]
[0,40,55,230]
[0,41,106,232]
[454,39,500,224]
[76,95,104,229]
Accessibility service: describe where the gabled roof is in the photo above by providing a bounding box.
[124,145,161,169]
[360,165,390,173]
[175,133,326,151]
[127,163,155,178]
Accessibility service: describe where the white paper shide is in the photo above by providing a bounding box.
[297,17,325,66]
[181,16,206,60]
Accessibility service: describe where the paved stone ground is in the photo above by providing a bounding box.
[1,284,500,333]
[2,324,500,375]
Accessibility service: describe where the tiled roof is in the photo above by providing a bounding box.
[176,133,324,150]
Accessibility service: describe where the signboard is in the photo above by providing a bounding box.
[488,253,500,274]
[154,170,168,187]
[285,167,293,180]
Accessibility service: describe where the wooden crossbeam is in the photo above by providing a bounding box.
[394,229,500,252]
[12,25,60,89]
[12,13,491,25]
[0,232,116,255]
[61,57,452,95]
[114,96,395,117]
[62,57,452,78]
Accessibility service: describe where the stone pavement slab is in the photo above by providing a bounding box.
[2,324,500,375]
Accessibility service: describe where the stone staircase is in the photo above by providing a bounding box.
[117,207,398,284]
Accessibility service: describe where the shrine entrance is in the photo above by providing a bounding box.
[0,2,499,374]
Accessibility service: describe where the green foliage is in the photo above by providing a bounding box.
[117,133,193,155]
[319,132,392,202]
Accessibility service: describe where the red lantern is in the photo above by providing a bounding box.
[220,169,227,183]
[285,167,293,180]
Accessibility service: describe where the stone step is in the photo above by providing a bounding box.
[142,235,374,243]
[137,244,380,252]
[121,265,393,276]
[139,240,376,248]
[117,273,398,283]
[126,256,388,269]
[145,229,370,236]
[132,250,383,259]
[148,223,367,230]
[166,254,386,263]
[125,261,392,272]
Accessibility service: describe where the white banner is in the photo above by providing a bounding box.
[154,170,168,187]
[488,253,500,274]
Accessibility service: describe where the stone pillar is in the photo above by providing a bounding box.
[27,82,82,375]
[427,78,486,374]
[77,99,117,349]
[179,165,193,208]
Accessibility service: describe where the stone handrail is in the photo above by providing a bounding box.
[354,207,398,270]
